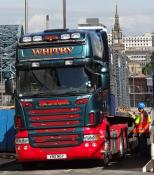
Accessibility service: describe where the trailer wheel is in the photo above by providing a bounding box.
[118,132,124,159]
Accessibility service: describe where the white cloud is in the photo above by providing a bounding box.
[28,12,64,32]
[28,14,46,32]
[120,14,154,35]
[0,0,153,35]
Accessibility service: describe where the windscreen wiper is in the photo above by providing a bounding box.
[32,71,50,90]
[61,89,87,96]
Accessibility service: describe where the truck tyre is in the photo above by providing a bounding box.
[118,132,124,159]
[104,130,111,166]
[99,129,111,167]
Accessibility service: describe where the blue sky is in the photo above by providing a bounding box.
[0,0,154,35]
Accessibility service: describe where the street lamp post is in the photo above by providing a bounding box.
[63,0,66,29]
[25,0,28,33]
[46,15,50,30]
[133,59,136,107]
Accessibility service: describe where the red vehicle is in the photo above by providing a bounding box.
[5,29,130,169]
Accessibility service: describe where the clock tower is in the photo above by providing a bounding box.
[112,4,124,52]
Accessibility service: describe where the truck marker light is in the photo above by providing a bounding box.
[89,112,95,126]
[17,146,21,150]
[22,36,32,42]
[92,143,97,147]
[21,101,33,108]
[71,33,80,39]
[65,60,73,65]
[32,62,40,67]
[15,116,22,129]
[85,143,89,147]
[24,146,28,150]
[61,34,70,40]
[44,35,59,41]
[33,36,42,42]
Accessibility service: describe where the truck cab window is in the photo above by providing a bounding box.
[18,66,94,96]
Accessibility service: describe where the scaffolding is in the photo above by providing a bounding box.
[129,76,153,107]
[110,50,130,111]
[0,25,23,105]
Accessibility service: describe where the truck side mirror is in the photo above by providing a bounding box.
[5,79,14,96]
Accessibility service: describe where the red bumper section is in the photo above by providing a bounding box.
[16,127,107,162]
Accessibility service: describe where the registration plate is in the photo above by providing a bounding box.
[47,154,67,160]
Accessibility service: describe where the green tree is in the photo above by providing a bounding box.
[143,63,152,75]
[143,50,154,75]
[151,50,154,68]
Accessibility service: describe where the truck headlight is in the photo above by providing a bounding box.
[84,134,99,141]
[15,138,29,144]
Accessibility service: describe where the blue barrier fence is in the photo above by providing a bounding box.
[0,109,15,152]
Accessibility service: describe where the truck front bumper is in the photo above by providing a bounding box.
[15,128,107,162]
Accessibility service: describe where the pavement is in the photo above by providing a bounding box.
[0,152,16,169]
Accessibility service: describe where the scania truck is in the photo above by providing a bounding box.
[5,29,130,169]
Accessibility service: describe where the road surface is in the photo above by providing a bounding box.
[0,153,152,175]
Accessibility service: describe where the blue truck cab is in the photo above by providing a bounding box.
[5,29,128,166]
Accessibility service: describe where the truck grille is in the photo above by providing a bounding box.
[28,107,82,129]
[29,128,83,148]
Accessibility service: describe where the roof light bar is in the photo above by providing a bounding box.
[22,36,32,42]
[71,33,80,39]
[61,34,70,40]
[33,36,42,42]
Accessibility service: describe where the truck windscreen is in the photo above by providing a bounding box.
[17,66,93,96]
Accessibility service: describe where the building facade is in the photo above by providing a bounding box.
[123,33,152,50]
[110,5,130,109]
[109,4,153,107]
[129,76,153,107]
[111,4,125,52]
[108,32,153,75]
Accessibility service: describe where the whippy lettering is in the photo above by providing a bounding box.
[32,47,73,56]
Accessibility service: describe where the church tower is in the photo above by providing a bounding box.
[112,4,124,52]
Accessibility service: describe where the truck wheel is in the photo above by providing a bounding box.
[99,130,111,167]
[103,152,110,167]
[118,133,124,159]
